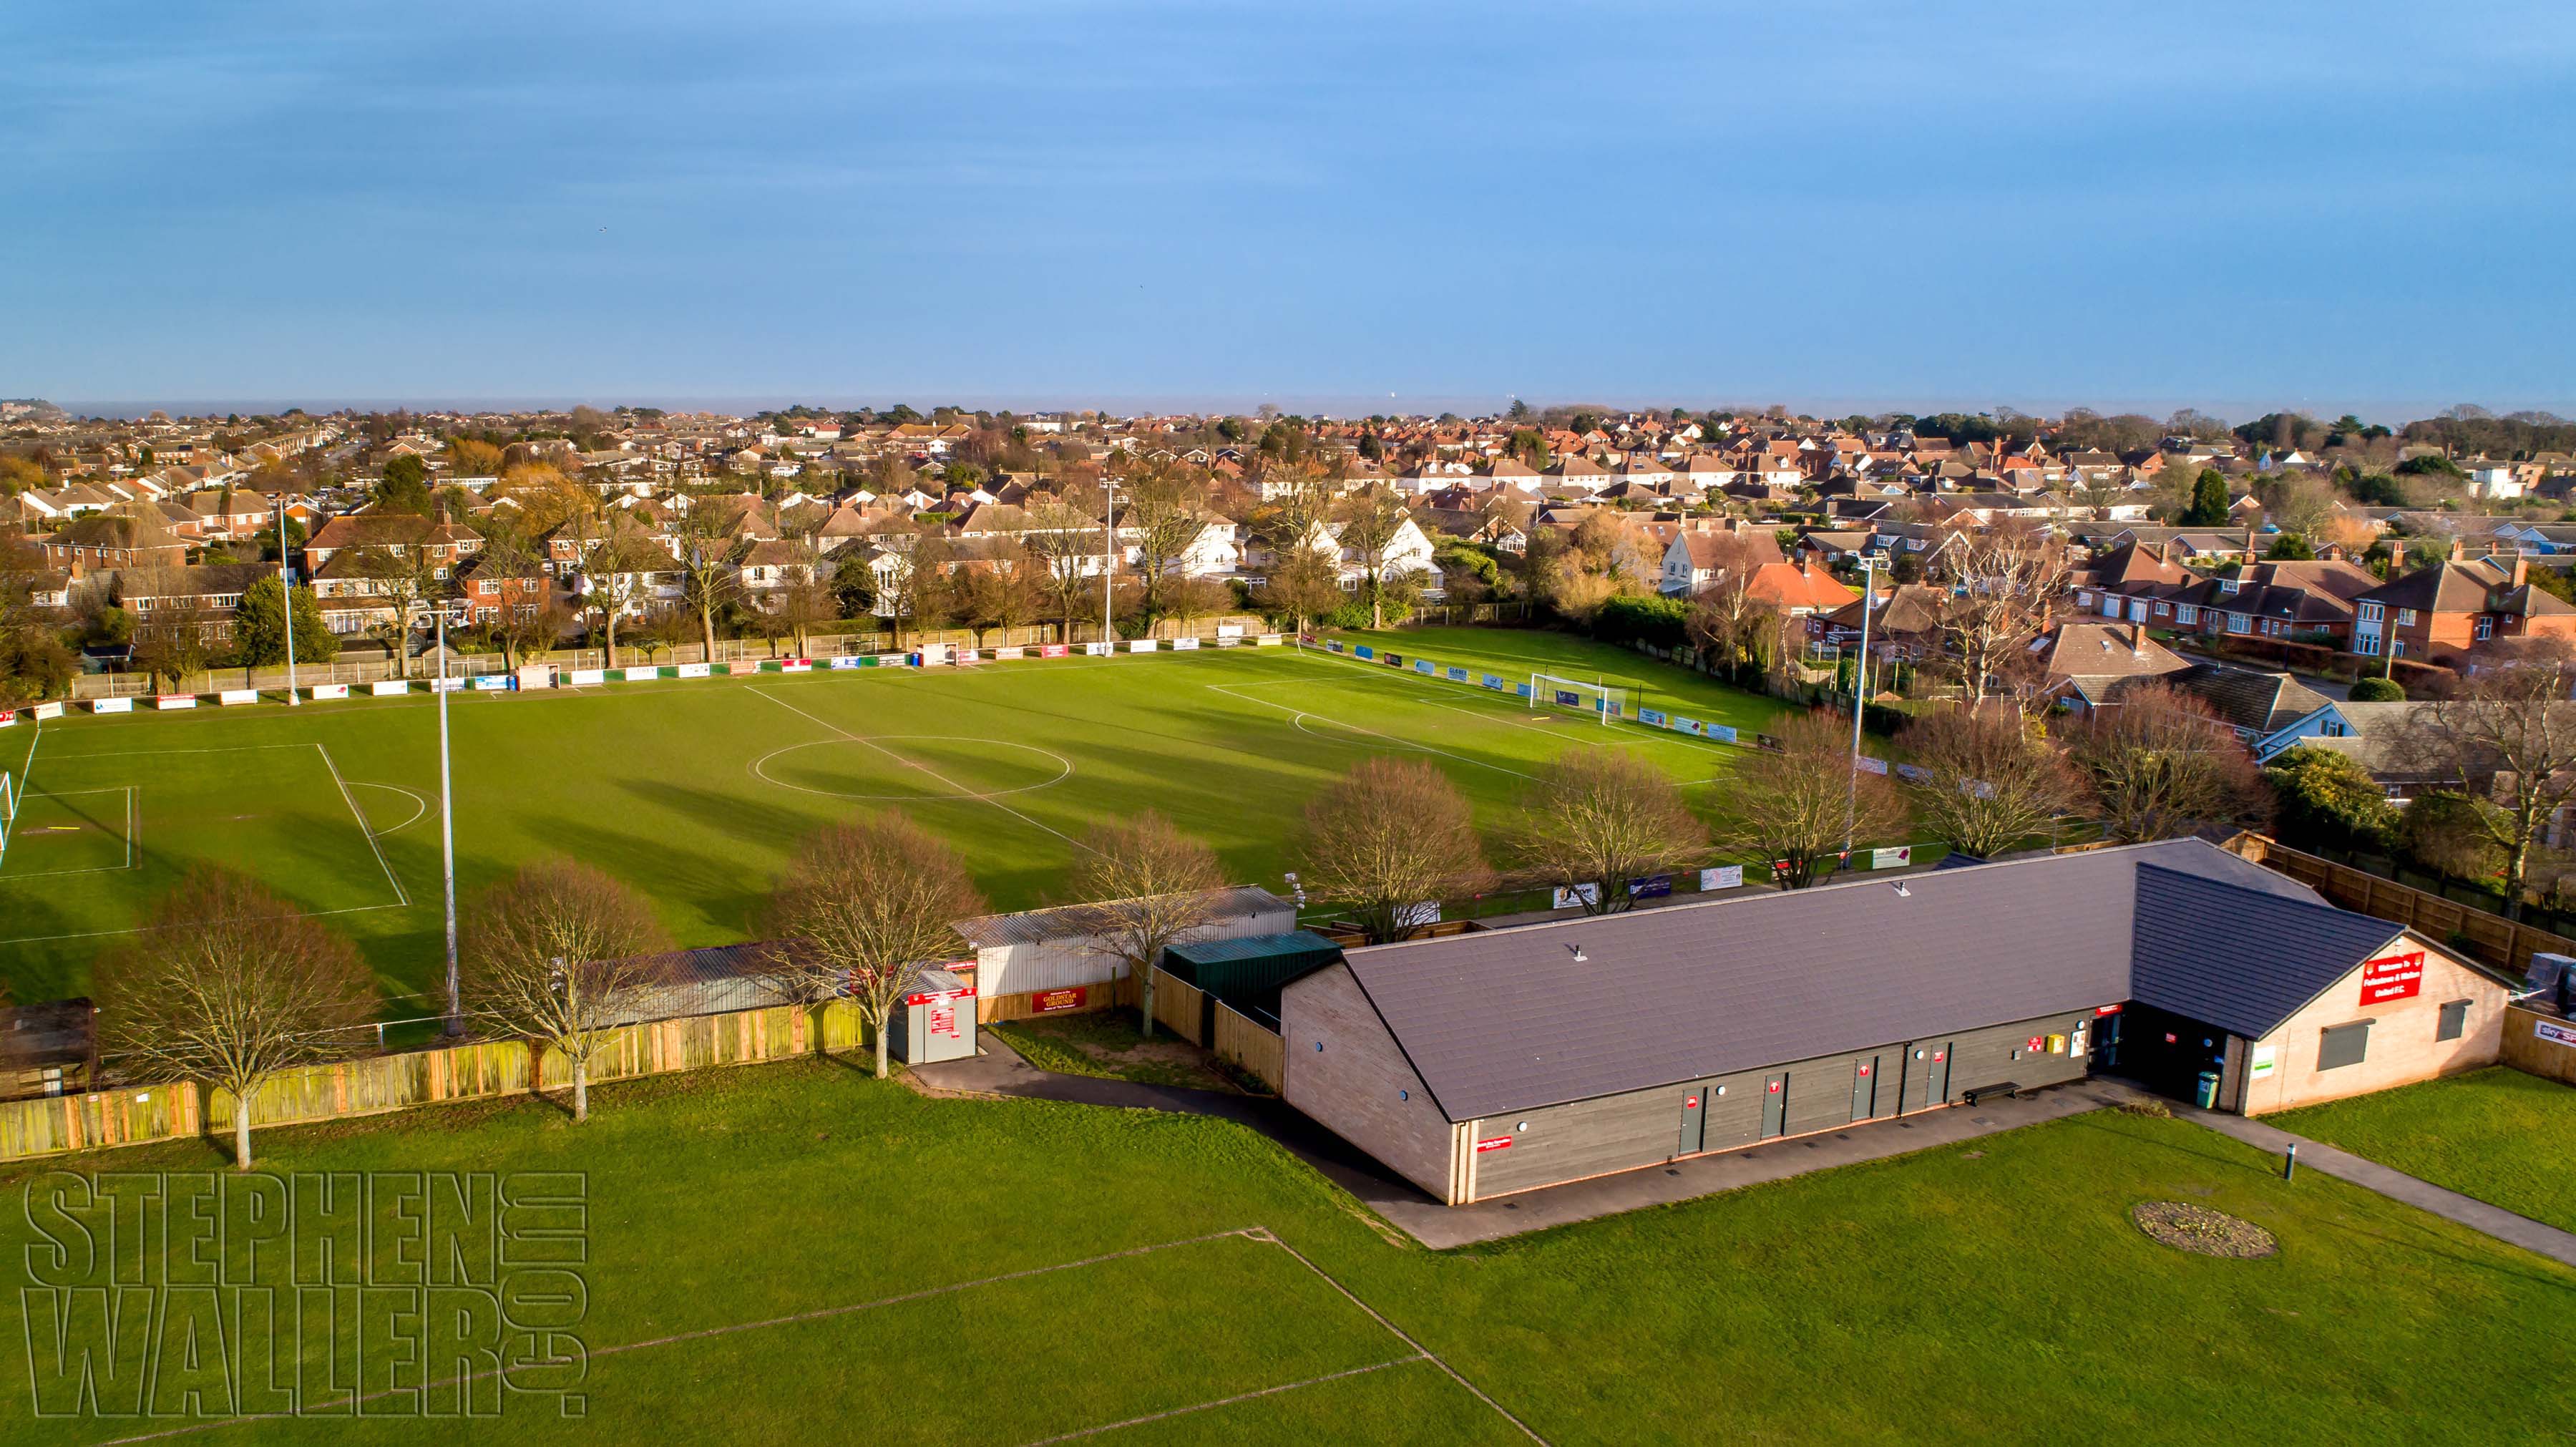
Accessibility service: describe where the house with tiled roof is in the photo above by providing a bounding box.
[2351,546,2576,664]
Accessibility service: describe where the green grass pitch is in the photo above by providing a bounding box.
[4,1060,2570,1444]
[0,630,1796,1009]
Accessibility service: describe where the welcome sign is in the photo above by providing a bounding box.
[2358,950,2425,1005]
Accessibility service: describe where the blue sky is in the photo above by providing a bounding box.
[4,1,2572,419]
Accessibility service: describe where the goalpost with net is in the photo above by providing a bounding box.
[0,770,17,868]
[1528,673,1628,724]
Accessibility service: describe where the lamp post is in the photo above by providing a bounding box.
[276,499,300,705]
[1099,477,1121,647]
[437,602,462,1036]
[1843,555,1880,857]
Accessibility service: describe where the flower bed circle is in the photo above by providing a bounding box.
[2132,1202,2278,1259]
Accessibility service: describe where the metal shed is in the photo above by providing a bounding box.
[1161,932,1345,1025]
[889,967,978,1064]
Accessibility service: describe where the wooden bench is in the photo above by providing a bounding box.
[1961,1081,2021,1106]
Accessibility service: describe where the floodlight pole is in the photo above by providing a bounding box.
[277,499,300,705]
[437,603,462,1037]
[1099,478,1120,647]
[1843,555,1879,857]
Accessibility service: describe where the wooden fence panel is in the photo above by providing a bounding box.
[1210,1003,1284,1092]
[1148,969,1206,1045]
[2222,833,2574,979]
[2502,1006,2576,1087]
[39,1000,879,1164]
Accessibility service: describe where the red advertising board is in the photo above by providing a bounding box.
[1029,986,1086,1014]
[929,1005,957,1036]
[2359,950,2426,1005]
[1474,1135,1514,1153]
[1039,643,1070,659]
[2094,1003,2123,1016]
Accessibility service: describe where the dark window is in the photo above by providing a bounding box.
[2437,1000,2471,1043]
[2319,1021,2371,1071]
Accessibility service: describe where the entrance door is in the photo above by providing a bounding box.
[1678,1088,1705,1156]
[1915,1042,1952,1109]
[1850,1056,1880,1121]
[1761,1073,1788,1138]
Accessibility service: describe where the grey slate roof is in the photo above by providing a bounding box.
[1330,839,2376,1121]
[952,886,1290,948]
[2126,865,2403,1038]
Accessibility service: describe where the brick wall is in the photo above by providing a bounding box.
[2239,943,2505,1115]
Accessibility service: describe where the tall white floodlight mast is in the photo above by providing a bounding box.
[437,604,462,1036]
[277,499,301,706]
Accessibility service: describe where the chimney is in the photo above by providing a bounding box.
[2514,553,2530,589]
[2389,538,2406,571]
[2451,536,2467,562]
[2246,526,2258,557]
[2128,622,2142,651]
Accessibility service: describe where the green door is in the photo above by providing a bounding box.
[1916,1042,1951,1110]
[1761,1073,1788,1138]
[1678,1088,1705,1156]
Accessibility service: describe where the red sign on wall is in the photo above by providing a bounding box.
[929,1006,957,1037]
[2360,950,2426,1005]
[1475,1135,1514,1153]
[1028,987,1087,1014]
[2095,1003,2124,1016]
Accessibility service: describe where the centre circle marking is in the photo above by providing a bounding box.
[751,735,1075,802]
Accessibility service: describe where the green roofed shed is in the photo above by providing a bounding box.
[1161,931,1345,1023]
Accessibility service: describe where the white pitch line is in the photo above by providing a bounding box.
[1277,651,1745,759]
[1206,683,1542,783]
[316,744,410,907]
[748,687,1101,855]
[0,902,409,948]
[89,1228,1268,1446]
[0,786,140,880]
[1250,1229,1550,1445]
[1017,1356,1428,1446]
[346,781,430,837]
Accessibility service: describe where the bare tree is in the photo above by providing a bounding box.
[463,860,670,1121]
[1064,812,1229,1038]
[2390,643,2576,915]
[1894,705,2084,858]
[1931,519,2069,705]
[1331,487,1417,629]
[772,550,841,656]
[1508,749,1707,913]
[1020,486,1106,641]
[1257,547,1345,636]
[575,510,664,668]
[670,493,748,656]
[127,590,218,693]
[352,542,446,679]
[1118,463,1211,619]
[770,816,987,1078]
[1297,756,1492,942]
[1682,534,1777,680]
[1717,709,1909,887]
[2066,685,2270,843]
[94,869,374,1169]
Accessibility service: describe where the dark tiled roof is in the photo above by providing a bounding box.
[1332,838,2340,1121]
[2127,866,2404,1037]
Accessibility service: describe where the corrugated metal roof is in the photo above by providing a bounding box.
[952,886,1292,948]
[1331,839,2364,1122]
[1166,931,1344,966]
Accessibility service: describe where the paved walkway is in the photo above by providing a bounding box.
[2168,1101,2576,1269]
[910,1039,2129,1248]
[919,1041,2576,1262]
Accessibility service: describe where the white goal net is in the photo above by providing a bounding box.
[1528,673,1626,724]
[0,770,17,867]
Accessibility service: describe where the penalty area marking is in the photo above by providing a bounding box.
[344,781,430,837]
[751,736,1075,802]
[0,785,137,880]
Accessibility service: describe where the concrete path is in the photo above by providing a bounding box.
[2170,1103,2576,1269]
[912,1039,2127,1248]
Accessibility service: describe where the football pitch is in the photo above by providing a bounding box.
[0,629,1795,1008]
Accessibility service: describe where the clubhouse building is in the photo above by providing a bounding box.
[1275,839,2522,1207]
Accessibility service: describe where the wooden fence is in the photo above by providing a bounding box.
[0,1000,873,1164]
[1147,968,1207,1045]
[2502,1005,2576,1087]
[1209,1000,1285,1092]
[2223,832,2575,979]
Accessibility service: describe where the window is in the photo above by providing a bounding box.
[2318,1020,2372,1071]
[2397,608,2417,625]
[2474,615,2494,640]
[2436,1000,2471,1043]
